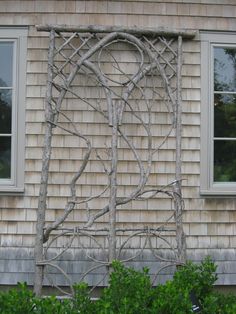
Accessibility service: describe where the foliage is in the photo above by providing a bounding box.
[72,282,97,313]
[96,260,153,314]
[34,296,72,314]
[0,258,236,313]
[0,283,35,314]
[173,256,217,301]
[144,257,214,313]
[152,279,193,314]
[201,292,236,314]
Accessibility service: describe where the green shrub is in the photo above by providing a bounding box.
[151,256,217,314]
[0,283,35,314]
[97,260,153,314]
[33,295,72,314]
[173,256,217,301]
[152,279,193,314]
[0,258,236,314]
[72,282,97,313]
[202,292,236,314]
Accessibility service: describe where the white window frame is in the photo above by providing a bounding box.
[0,27,27,193]
[200,32,236,195]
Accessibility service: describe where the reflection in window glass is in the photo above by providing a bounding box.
[214,140,236,182]
[0,136,11,178]
[0,90,12,133]
[0,42,13,179]
[0,42,13,87]
[214,94,236,138]
[213,46,236,183]
[214,47,236,92]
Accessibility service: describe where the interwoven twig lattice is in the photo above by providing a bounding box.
[34,25,195,296]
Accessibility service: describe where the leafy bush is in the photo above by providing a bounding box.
[33,295,72,314]
[173,256,217,301]
[152,279,193,314]
[72,282,97,313]
[0,258,236,313]
[151,257,217,314]
[202,292,236,314]
[0,283,35,314]
[97,260,153,314]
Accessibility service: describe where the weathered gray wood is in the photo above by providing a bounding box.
[108,102,118,263]
[36,24,196,39]
[174,35,186,264]
[34,29,56,296]
[43,121,92,242]
[35,25,187,295]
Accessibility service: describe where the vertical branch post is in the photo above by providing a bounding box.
[34,29,55,296]
[108,101,118,264]
[174,35,186,263]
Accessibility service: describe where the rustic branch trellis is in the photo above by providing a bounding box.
[34,24,195,296]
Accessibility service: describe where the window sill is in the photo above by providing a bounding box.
[200,185,236,197]
[0,186,24,195]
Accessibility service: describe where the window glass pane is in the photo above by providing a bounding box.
[0,89,12,133]
[214,47,236,92]
[0,136,11,178]
[214,94,236,137]
[214,140,236,182]
[0,42,13,87]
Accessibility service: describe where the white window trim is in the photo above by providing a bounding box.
[200,31,236,196]
[0,27,28,193]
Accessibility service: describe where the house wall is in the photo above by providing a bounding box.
[0,0,236,287]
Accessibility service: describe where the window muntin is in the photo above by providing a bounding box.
[213,45,236,183]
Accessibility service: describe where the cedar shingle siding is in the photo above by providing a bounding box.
[1,0,236,286]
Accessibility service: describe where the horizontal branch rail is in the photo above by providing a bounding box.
[48,227,177,233]
[36,24,196,39]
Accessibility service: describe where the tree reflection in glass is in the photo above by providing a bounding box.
[0,89,12,134]
[0,42,13,180]
[0,42,13,87]
[214,140,236,182]
[0,137,11,178]
[214,47,236,92]
[214,94,236,138]
[214,47,236,182]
